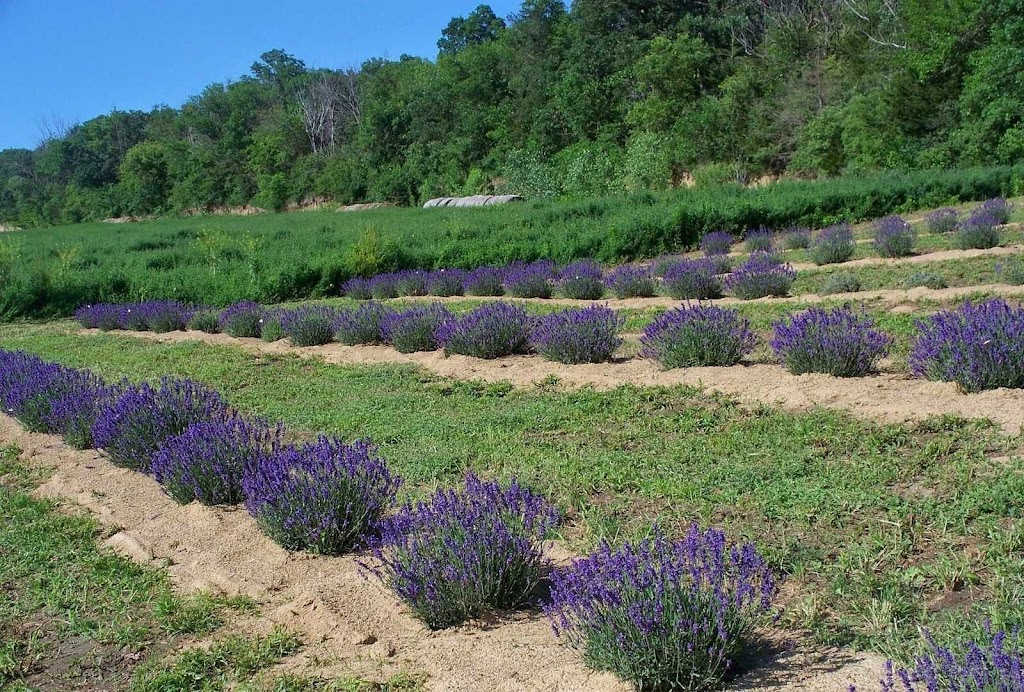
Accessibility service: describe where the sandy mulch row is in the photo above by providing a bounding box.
[1,415,886,691]
[787,243,1024,272]
[101,329,1024,435]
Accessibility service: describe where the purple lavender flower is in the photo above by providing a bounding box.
[75,303,125,330]
[395,269,429,297]
[873,215,916,258]
[909,299,1024,392]
[369,272,401,300]
[335,301,393,345]
[641,305,756,368]
[543,524,778,691]
[725,253,797,299]
[781,226,811,250]
[92,377,233,471]
[503,260,556,299]
[603,265,657,299]
[532,306,623,364]
[463,266,506,297]
[979,197,1012,225]
[924,208,960,234]
[381,303,452,353]
[218,301,264,338]
[436,302,532,359]
[366,472,560,629]
[809,223,856,265]
[121,303,149,331]
[558,260,605,300]
[701,231,735,257]
[46,379,122,450]
[279,305,339,347]
[427,268,468,297]
[661,258,723,300]
[151,416,283,505]
[957,210,1002,250]
[141,301,193,332]
[772,306,892,377]
[243,436,401,555]
[881,627,1024,692]
[744,227,775,253]
[341,277,373,300]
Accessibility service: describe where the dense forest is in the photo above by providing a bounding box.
[2,0,1022,227]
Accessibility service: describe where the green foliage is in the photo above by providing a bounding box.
[903,271,949,290]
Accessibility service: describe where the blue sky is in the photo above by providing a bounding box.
[0,0,521,150]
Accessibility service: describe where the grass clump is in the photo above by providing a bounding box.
[820,272,862,294]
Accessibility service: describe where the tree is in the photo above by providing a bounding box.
[438,5,506,55]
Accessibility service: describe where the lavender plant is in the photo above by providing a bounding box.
[369,272,401,300]
[218,301,264,338]
[463,266,506,296]
[924,208,960,234]
[558,260,605,300]
[504,260,556,299]
[880,628,1024,692]
[532,306,623,364]
[641,305,756,369]
[46,379,120,449]
[259,309,286,342]
[744,227,775,253]
[543,525,778,692]
[662,259,723,300]
[701,231,735,256]
[335,301,393,345]
[873,215,916,258]
[821,272,862,295]
[0,352,94,433]
[604,265,657,299]
[92,377,232,471]
[979,197,1012,225]
[724,253,797,299]
[151,416,282,506]
[997,255,1024,285]
[903,271,948,290]
[427,268,467,297]
[367,473,560,629]
[780,226,811,250]
[341,277,373,300]
[142,301,193,332]
[436,302,532,359]
[771,306,892,377]
[243,436,401,555]
[121,303,149,331]
[75,303,125,330]
[909,298,1024,392]
[187,309,221,333]
[395,269,429,297]
[956,210,1002,250]
[279,305,339,346]
[809,223,856,265]
[381,304,452,353]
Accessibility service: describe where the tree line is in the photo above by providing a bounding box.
[1,0,1021,227]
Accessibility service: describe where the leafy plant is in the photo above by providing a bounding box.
[744,227,775,253]
[219,301,265,338]
[640,305,756,368]
[821,272,862,294]
[279,305,339,346]
[903,271,948,290]
[700,231,734,256]
[187,309,221,333]
[924,208,959,234]
[872,215,916,258]
[809,224,856,265]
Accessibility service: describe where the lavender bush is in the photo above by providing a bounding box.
[771,306,892,377]
[708,255,733,275]
[604,265,657,299]
[259,309,286,342]
[532,306,623,364]
[725,253,797,299]
[821,272,862,295]
[381,304,452,353]
[544,525,778,692]
[75,303,124,331]
[369,272,401,299]
[641,305,756,369]
[873,215,916,258]
[279,305,339,346]
[744,227,775,253]
[997,256,1024,285]
[781,226,811,250]
[46,379,120,449]
[662,259,723,300]
[395,269,429,297]
[335,301,392,345]
[121,304,149,331]
[809,223,856,265]
[187,309,220,333]
[437,302,532,359]
[367,473,560,629]
[979,197,1012,225]
[880,628,1024,692]
[558,260,605,300]
[243,436,401,555]
[957,210,1002,250]
[427,268,467,297]
[218,301,264,338]
[463,266,506,296]
[92,377,232,471]
[341,276,373,300]
[903,271,948,290]
[909,298,1024,392]
[701,231,735,256]
[924,208,960,234]
[151,416,282,505]
[143,301,193,332]
[504,260,556,299]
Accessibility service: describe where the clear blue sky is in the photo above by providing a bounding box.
[0,0,522,150]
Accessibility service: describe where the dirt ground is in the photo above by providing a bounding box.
[1,415,887,691]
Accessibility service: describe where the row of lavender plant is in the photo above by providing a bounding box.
[0,348,782,690]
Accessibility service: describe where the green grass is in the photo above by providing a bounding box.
[793,255,1011,294]
[240,672,426,692]
[3,324,1023,661]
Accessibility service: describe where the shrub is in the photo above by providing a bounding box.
[369,272,401,299]
[744,227,775,253]
[880,628,1024,692]
[821,272,862,294]
[909,298,1024,392]
[381,304,452,353]
[558,260,605,300]
[219,301,264,338]
[956,210,1002,249]
[367,473,560,629]
[188,309,220,333]
[75,303,124,330]
[141,301,193,332]
[0,352,101,434]
[121,303,149,331]
[395,269,429,297]
[243,436,401,555]
[92,377,232,471]
[151,416,282,505]
[259,310,286,342]
[780,226,811,250]
[504,260,555,299]
[532,306,622,364]
[463,266,506,296]
[979,197,1012,224]
[662,259,723,300]
[437,302,532,359]
[543,525,778,692]
[335,301,392,345]
[724,253,797,299]
[701,231,734,256]
[341,277,373,300]
[279,305,338,347]
[771,306,892,377]
[604,265,657,299]
[872,215,916,258]
[641,305,756,368]
[809,224,856,265]
[903,271,948,290]
[427,268,467,297]
[924,207,959,234]
[997,255,1024,285]
[46,379,120,450]
[708,255,733,274]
